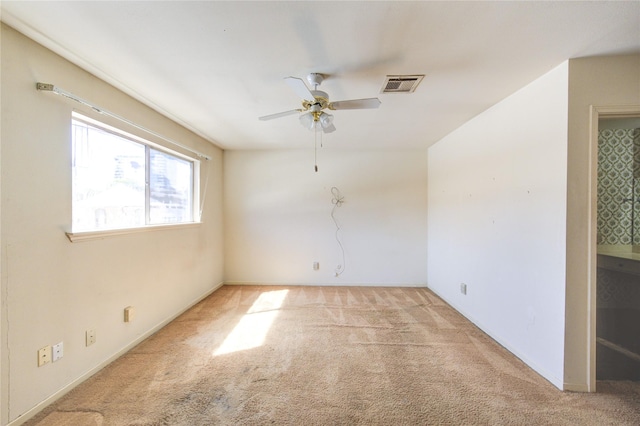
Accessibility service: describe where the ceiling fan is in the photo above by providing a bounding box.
[259,73,381,133]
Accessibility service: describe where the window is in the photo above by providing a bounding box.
[71,113,199,233]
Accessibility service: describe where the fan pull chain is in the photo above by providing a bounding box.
[314,130,318,172]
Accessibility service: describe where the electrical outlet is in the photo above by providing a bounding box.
[86,329,96,346]
[52,342,63,362]
[313,262,320,271]
[38,346,52,367]
[460,283,467,295]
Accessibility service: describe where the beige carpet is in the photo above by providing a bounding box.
[27,286,640,425]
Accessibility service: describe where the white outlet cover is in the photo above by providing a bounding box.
[52,342,63,362]
[86,329,96,346]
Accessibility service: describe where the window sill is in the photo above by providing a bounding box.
[66,222,202,242]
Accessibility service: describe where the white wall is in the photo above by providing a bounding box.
[224,149,428,286]
[564,54,640,391]
[427,63,569,389]
[1,24,224,424]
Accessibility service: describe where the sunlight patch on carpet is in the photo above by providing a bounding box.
[213,289,289,356]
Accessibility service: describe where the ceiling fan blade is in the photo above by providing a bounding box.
[329,98,381,110]
[258,109,301,121]
[322,123,336,134]
[284,77,315,101]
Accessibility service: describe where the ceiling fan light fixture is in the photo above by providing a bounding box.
[320,112,334,128]
[300,111,333,132]
[299,112,315,130]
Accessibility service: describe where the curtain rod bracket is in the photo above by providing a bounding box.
[36,82,55,91]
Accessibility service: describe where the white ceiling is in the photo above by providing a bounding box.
[2,1,639,151]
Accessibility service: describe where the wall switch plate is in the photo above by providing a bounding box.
[52,342,63,362]
[124,306,134,323]
[86,329,96,346]
[38,346,52,367]
[313,262,320,270]
[460,283,467,295]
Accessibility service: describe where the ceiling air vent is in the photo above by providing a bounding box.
[381,75,424,94]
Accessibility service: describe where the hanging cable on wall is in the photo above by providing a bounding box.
[331,187,346,277]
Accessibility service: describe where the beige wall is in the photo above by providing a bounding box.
[224,149,428,286]
[1,24,224,424]
[564,54,640,391]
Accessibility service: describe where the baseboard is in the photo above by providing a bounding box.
[8,281,224,426]
[563,382,590,392]
[224,281,427,288]
[425,285,566,391]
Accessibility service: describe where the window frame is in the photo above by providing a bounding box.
[67,112,201,242]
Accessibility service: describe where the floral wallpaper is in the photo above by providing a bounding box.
[597,128,640,245]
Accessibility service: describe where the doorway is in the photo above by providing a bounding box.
[592,108,640,387]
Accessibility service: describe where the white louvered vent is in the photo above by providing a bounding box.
[381,75,424,93]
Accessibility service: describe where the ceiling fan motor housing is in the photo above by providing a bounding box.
[303,90,329,110]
